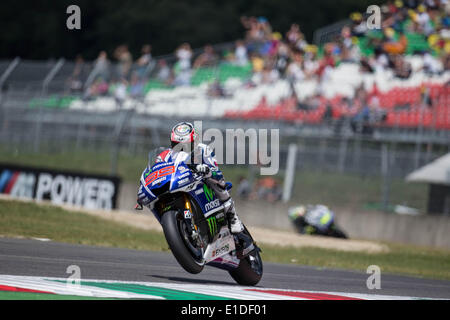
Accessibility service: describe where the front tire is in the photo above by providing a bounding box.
[161,210,205,274]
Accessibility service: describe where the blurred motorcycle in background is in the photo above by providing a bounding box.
[288,205,348,239]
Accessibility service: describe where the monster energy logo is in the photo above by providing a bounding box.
[203,184,215,202]
[206,216,217,236]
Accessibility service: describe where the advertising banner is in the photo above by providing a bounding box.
[0,163,121,210]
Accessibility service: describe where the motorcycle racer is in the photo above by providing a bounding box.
[138,121,245,235]
[288,204,348,238]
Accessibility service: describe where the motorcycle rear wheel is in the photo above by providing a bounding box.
[228,228,263,286]
[161,210,205,274]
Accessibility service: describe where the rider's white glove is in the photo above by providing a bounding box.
[196,164,211,176]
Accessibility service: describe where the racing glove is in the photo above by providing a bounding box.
[196,164,211,177]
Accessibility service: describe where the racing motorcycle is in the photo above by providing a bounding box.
[288,205,348,239]
[136,147,263,286]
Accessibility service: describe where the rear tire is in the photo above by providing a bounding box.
[229,250,263,286]
[228,227,263,286]
[329,225,348,239]
[161,210,204,274]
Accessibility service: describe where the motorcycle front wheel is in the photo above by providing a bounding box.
[161,210,205,274]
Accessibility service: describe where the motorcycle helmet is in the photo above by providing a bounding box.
[288,206,306,221]
[170,121,198,152]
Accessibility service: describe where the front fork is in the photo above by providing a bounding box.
[180,194,204,249]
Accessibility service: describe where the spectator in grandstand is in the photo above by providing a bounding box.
[175,42,193,70]
[372,47,390,73]
[443,52,450,70]
[240,16,260,43]
[391,54,413,78]
[250,53,265,82]
[296,94,321,111]
[416,4,435,35]
[261,63,280,84]
[316,43,336,81]
[382,28,408,55]
[420,84,434,108]
[114,45,133,79]
[193,44,219,68]
[360,56,375,73]
[207,80,226,97]
[113,78,128,109]
[267,32,283,57]
[129,72,145,99]
[84,77,109,99]
[350,12,368,37]
[303,46,320,77]
[67,54,85,94]
[286,24,303,49]
[136,44,152,79]
[174,43,193,86]
[350,100,372,134]
[241,15,273,55]
[234,40,249,66]
[422,50,444,74]
[274,42,291,75]
[92,50,110,81]
[286,50,306,82]
[156,59,173,85]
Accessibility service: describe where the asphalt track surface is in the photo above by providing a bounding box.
[1,237,449,299]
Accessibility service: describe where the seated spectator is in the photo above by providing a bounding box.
[382,28,408,55]
[156,59,173,85]
[174,43,193,86]
[114,45,133,79]
[85,76,109,99]
[92,51,110,81]
[316,44,336,80]
[261,63,280,84]
[207,80,226,97]
[129,73,145,99]
[113,78,128,109]
[67,54,85,94]
[176,43,193,71]
[391,54,412,78]
[136,44,152,79]
[286,24,303,49]
[373,47,390,73]
[351,101,372,134]
[422,50,443,74]
[275,42,291,75]
[350,12,368,37]
[286,50,306,82]
[234,40,249,66]
[193,45,219,68]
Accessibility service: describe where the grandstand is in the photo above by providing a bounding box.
[0,1,449,135]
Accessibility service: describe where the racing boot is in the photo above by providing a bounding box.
[224,198,256,258]
[223,198,244,234]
